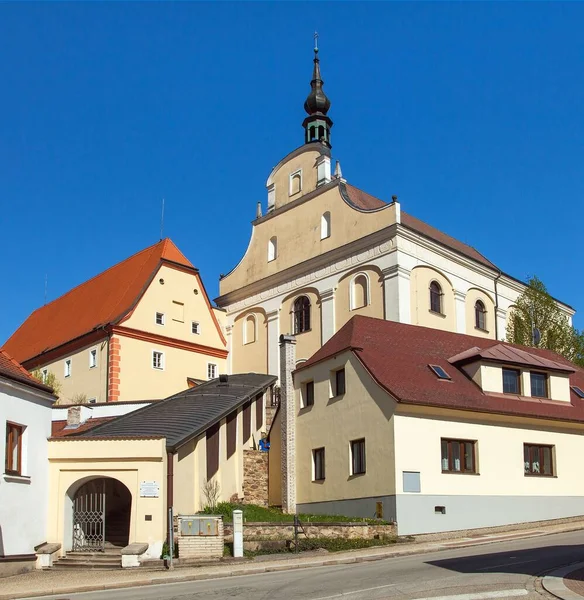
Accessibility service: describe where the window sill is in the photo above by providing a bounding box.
[320,235,330,241]
[89,366,97,369]
[348,472,366,479]
[524,473,556,478]
[299,404,314,413]
[441,471,480,476]
[3,473,31,484]
[294,329,312,336]
[429,310,446,318]
[474,327,489,334]
[312,478,325,483]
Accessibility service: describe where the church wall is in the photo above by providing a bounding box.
[335,266,384,332]
[465,288,496,339]
[271,148,321,210]
[409,266,457,332]
[232,308,268,374]
[280,289,322,362]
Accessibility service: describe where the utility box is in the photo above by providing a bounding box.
[177,515,224,558]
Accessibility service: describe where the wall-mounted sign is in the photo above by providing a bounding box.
[140,481,160,498]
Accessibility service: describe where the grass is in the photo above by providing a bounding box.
[199,502,389,524]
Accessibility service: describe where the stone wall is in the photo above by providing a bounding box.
[242,450,268,506]
[224,521,396,541]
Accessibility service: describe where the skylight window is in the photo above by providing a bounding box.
[429,364,451,380]
[572,386,584,399]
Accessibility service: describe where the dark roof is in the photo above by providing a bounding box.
[298,316,584,424]
[0,348,54,394]
[341,183,497,270]
[51,417,116,438]
[76,374,277,450]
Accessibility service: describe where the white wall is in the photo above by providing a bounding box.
[51,401,153,423]
[0,379,54,557]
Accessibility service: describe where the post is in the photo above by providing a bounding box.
[294,514,299,554]
[233,509,243,558]
[167,507,174,570]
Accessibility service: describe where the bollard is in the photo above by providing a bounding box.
[233,509,243,558]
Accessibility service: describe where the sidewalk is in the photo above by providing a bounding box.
[543,561,584,600]
[4,517,584,600]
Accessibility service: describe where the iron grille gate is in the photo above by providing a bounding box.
[73,480,106,551]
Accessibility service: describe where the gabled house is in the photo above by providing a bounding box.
[270,315,584,535]
[4,239,227,403]
[0,348,55,576]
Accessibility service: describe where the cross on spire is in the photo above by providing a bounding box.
[314,31,319,53]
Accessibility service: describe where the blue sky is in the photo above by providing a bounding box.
[2,2,584,345]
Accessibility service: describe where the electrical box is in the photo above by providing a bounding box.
[180,516,220,536]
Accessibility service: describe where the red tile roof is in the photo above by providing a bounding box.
[51,416,115,438]
[342,183,497,269]
[0,348,53,394]
[4,239,195,364]
[298,316,584,424]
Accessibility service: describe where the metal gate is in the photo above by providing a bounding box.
[73,479,106,551]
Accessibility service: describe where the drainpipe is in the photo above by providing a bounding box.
[494,269,502,340]
[166,451,174,542]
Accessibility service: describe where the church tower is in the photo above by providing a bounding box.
[302,35,333,147]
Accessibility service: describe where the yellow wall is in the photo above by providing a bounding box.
[219,185,398,296]
[123,264,225,350]
[465,288,495,339]
[271,148,321,210]
[37,339,108,404]
[280,289,322,362]
[47,438,166,556]
[232,309,268,374]
[410,266,456,332]
[335,267,384,331]
[294,351,397,505]
[117,335,227,401]
[268,408,282,506]
[394,405,584,496]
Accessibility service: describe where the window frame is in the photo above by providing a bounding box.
[243,314,256,345]
[155,312,165,326]
[289,169,302,196]
[441,438,477,474]
[191,321,200,335]
[313,447,325,481]
[350,438,366,476]
[321,211,331,240]
[64,358,72,378]
[152,350,165,370]
[207,362,218,380]
[293,296,311,334]
[429,281,444,315]
[503,368,522,395]
[530,371,548,398]
[302,380,315,408]
[334,368,346,396]
[89,348,97,369]
[5,422,24,476]
[268,236,278,262]
[474,300,487,331]
[350,273,370,311]
[524,443,554,477]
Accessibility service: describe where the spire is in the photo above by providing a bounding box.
[302,32,333,147]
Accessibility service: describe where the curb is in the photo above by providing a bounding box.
[8,524,584,600]
[543,561,584,600]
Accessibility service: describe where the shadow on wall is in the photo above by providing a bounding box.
[0,525,4,555]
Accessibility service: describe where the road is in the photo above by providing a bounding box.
[23,529,584,600]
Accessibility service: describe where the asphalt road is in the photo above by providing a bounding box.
[25,529,584,600]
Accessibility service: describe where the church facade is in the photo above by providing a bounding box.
[216,46,573,376]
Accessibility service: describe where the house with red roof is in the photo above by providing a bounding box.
[3,239,227,403]
[0,348,55,576]
[215,46,574,382]
[269,316,584,535]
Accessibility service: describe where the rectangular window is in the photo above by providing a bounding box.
[242,401,251,442]
[441,438,476,473]
[313,447,325,481]
[350,438,366,475]
[503,368,521,394]
[89,348,97,369]
[155,312,165,326]
[530,372,548,398]
[303,381,314,407]
[207,363,218,380]
[335,369,346,396]
[524,443,554,476]
[192,321,200,335]
[5,423,23,475]
[152,351,164,370]
[172,301,184,323]
[226,410,237,459]
[206,422,220,479]
[64,359,72,378]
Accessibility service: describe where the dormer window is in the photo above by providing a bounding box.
[530,372,548,398]
[503,368,521,394]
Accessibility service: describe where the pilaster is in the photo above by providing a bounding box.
[267,309,280,378]
[225,325,233,375]
[496,307,507,341]
[454,290,467,334]
[382,265,411,324]
[279,335,297,514]
[320,288,336,344]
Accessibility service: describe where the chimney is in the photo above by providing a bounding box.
[67,406,82,427]
[279,334,297,514]
[256,202,262,219]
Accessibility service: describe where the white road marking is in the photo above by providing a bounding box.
[311,583,397,599]
[410,590,528,600]
[476,559,537,571]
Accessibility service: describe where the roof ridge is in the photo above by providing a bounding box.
[0,347,36,379]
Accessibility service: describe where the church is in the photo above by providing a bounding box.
[215,43,573,377]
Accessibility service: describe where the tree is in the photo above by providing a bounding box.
[31,369,62,397]
[506,276,584,366]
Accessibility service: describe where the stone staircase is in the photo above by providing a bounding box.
[53,544,122,570]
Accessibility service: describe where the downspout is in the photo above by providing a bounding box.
[494,268,502,340]
[167,450,174,545]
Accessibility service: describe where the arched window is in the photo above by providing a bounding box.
[244,314,256,344]
[429,281,443,314]
[268,236,277,262]
[351,274,369,310]
[293,296,311,334]
[290,171,302,195]
[321,211,331,239]
[475,300,487,331]
[318,125,325,140]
